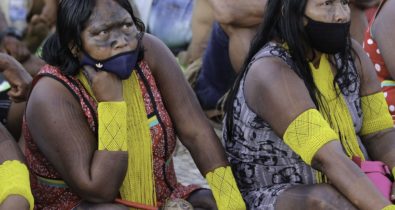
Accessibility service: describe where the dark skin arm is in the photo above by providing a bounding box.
[207,0,267,27]
[350,4,368,44]
[0,53,31,103]
[373,0,395,80]
[0,124,29,210]
[243,52,390,210]
[26,73,128,203]
[206,0,266,72]
[0,53,32,139]
[349,0,380,44]
[180,0,214,66]
[360,1,395,199]
[143,34,228,176]
[222,25,258,73]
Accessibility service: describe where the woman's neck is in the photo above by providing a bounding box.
[309,49,322,69]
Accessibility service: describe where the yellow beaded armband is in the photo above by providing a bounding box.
[0,160,34,210]
[205,166,246,210]
[283,109,339,165]
[360,92,393,136]
[383,205,395,210]
[98,101,128,151]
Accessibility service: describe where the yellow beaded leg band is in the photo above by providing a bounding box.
[98,101,128,151]
[360,92,393,136]
[283,109,339,165]
[383,205,395,210]
[205,166,246,210]
[0,160,34,210]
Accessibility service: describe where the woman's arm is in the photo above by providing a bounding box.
[243,55,390,210]
[352,37,395,168]
[143,34,245,209]
[26,76,128,203]
[0,124,31,210]
[0,53,32,103]
[373,0,395,80]
[144,34,228,174]
[206,0,267,27]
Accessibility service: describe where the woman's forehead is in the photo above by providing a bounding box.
[87,0,131,25]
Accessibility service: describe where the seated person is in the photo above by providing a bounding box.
[194,0,267,112]
[363,0,395,121]
[0,9,45,139]
[25,0,59,53]
[224,0,395,209]
[24,0,245,209]
[0,53,33,210]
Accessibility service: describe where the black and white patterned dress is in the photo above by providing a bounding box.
[223,42,369,209]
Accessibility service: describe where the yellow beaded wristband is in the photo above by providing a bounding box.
[98,101,128,151]
[205,166,246,210]
[283,109,339,165]
[0,160,34,210]
[383,205,395,210]
[360,92,393,136]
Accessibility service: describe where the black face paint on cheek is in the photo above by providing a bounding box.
[82,0,138,59]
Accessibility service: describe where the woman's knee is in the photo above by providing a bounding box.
[73,201,129,210]
[276,184,357,210]
[186,188,217,210]
[307,184,357,210]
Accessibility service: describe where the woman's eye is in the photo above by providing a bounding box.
[341,0,350,5]
[324,1,332,5]
[123,23,133,30]
[98,30,109,36]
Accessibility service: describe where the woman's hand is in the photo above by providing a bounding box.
[186,189,217,210]
[0,195,30,210]
[0,53,32,103]
[1,36,31,63]
[25,15,52,52]
[82,66,123,102]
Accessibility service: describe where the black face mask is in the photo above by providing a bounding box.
[305,16,351,54]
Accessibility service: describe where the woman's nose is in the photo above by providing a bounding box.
[334,4,349,23]
[111,32,129,49]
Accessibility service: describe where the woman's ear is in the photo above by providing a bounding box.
[303,16,309,26]
[69,42,81,58]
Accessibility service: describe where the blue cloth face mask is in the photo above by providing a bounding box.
[80,46,140,80]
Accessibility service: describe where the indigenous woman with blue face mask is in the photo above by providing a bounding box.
[224,0,395,209]
[23,0,246,209]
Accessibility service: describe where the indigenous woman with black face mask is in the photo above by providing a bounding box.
[224,0,395,209]
[23,0,246,209]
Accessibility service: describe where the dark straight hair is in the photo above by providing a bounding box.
[225,0,357,142]
[42,0,145,76]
